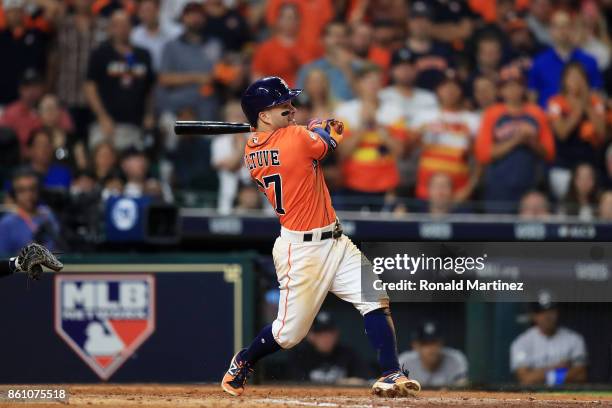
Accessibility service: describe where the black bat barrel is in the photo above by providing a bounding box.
[174,121,252,135]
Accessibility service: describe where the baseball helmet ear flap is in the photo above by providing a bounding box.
[241,76,302,127]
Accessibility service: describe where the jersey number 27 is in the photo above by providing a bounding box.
[255,174,286,215]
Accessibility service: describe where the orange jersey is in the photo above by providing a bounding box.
[244,125,336,231]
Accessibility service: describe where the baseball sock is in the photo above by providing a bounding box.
[241,324,281,365]
[364,308,400,375]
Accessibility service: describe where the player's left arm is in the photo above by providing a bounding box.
[302,119,345,160]
[0,243,63,280]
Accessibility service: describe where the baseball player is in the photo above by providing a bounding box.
[0,243,63,280]
[221,76,421,398]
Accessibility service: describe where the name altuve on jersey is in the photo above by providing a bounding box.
[244,149,281,170]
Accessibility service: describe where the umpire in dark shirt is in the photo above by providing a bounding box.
[287,311,369,384]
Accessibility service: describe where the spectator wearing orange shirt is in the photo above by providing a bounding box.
[335,65,406,211]
[475,68,555,213]
[410,74,481,202]
[252,3,308,87]
[547,62,606,200]
[265,0,333,63]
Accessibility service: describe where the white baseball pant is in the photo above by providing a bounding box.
[270,221,388,349]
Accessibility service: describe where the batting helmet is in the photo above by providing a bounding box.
[241,76,302,127]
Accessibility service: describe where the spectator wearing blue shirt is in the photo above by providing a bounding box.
[528,10,602,107]
[27,127,72,190]
[296,22,356,102]
[0,168,60,256]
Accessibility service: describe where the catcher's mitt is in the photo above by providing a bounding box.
[16,243,63,280]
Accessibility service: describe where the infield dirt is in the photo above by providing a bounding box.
[2,385,612,407]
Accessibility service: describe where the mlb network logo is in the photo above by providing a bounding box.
[54,275,156,380]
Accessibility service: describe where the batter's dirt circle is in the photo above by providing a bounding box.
[4,385,612,408]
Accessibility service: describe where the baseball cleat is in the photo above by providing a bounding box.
[221,349,253,396]
[371,369,421,398]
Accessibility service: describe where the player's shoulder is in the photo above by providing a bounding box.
[272,125,311,141]
[274,126,316,152]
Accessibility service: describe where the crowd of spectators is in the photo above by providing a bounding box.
[1,0,612,252]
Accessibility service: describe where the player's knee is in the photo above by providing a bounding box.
[358,300,390,316]
[276,332,306,349]
[276,327,309,349]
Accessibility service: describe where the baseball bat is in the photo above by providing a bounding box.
[174,121,253,136]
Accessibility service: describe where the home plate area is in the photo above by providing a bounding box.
[14,385,612,408]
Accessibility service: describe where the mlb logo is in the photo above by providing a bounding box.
[55,275,156,380]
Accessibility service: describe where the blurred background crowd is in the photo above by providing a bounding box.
[273,300,589,387]
[1,0,612,253]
